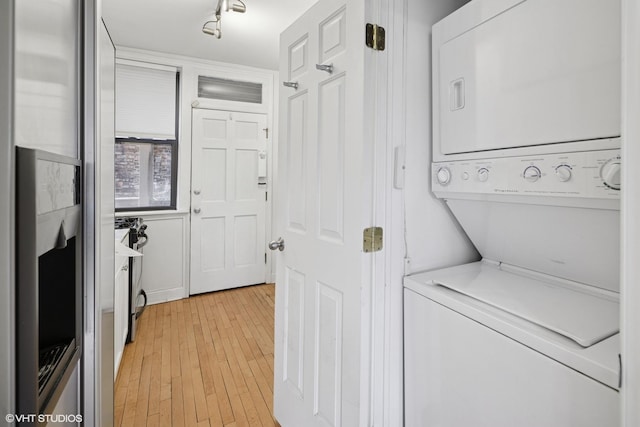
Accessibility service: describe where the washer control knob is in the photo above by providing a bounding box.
[523,165,542,182]
[436,167,451,185]
[555,164,572,182]
[600,158,621,190]
[477,168,489,182]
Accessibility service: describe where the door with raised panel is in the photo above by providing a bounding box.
[191,109,267,294]
[273,0,370,425]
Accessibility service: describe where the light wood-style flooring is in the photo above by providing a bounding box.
[114,283,278,427]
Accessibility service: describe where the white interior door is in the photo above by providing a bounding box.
[191,109,268,295]
[273,0,370,425]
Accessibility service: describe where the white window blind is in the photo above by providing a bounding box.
[115,63,177,140]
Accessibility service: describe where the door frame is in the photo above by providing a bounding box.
[368,0,405,425]
[360,0,397,425]
[0,0,15,419]
[189,105,274,292]
[621,0,640,424]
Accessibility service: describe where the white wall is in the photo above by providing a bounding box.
[402,0,477,276]
[113,47,277,301]
[376,1,476,425]
[0,1,15,424]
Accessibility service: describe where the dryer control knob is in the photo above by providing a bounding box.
[600,158,621,190]
[523,165,542,182]
[436,167,451,185]
[555,164,572,182]
[477,168,489,182]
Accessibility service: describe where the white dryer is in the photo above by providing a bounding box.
[405,0,622,425]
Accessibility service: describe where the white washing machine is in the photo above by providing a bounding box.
[404,261,621,427]
[404,148,622,426]
[405,0,622,425]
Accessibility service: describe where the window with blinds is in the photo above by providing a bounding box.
[114,62,179,211]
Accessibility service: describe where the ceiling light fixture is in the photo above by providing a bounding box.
[202,0,246,39]
[202,15,221,39]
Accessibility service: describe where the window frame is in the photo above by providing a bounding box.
[114,137,178,212]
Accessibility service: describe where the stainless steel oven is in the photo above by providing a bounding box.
[114,217,148,342]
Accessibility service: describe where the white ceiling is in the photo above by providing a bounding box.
[102,0,318,70]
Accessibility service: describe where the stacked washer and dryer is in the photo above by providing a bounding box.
[404,0,622,426]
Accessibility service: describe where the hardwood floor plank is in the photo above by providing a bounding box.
[256,357,274,393]
[171,376,185,427]
[170,303,182,379]
[178,302,199,427]
[219,360,249,426]
[160,303,173,397]
[114,284,276,427]
[132,354,152,426]
[248,359,273,414]
[206,393,225,427]
[159,399,172,427]
[147,324,163,416]
[239,388,261,427]
[244,368,274,426]
[146,413,159,427]
[194,300,216,396]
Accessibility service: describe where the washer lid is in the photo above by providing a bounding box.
[425,261,619,348]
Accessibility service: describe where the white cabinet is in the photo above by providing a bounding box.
[113,252,129,378]
[138,214,188,303]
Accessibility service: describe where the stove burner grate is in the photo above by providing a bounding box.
[38,342,70,394]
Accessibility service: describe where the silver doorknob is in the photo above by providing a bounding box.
[193,208,201,214]
[268,237,285,251]
[194,189,201,195]
[283,81,298,90]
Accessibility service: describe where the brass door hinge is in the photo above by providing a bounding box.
[363,227,383,253]
[366,23,386,51]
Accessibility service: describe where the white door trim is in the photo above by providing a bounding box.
[621,1,640,425]
[369,0,407,425]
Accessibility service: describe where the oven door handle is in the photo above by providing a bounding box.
[135,289,148,319]
[136,233,149,249]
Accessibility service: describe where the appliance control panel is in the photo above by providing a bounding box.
[432,149,621,199]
